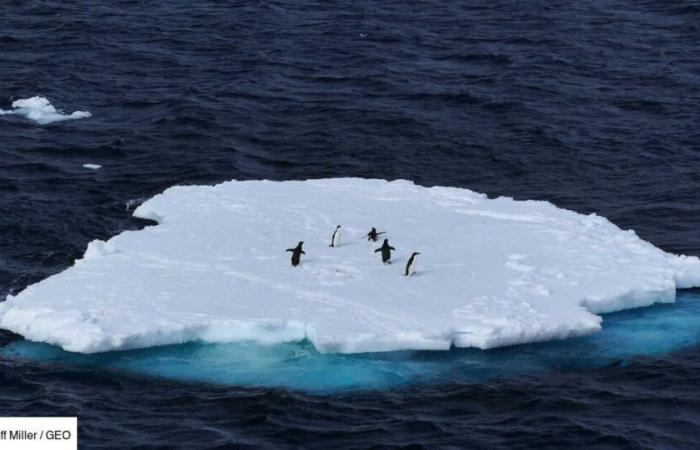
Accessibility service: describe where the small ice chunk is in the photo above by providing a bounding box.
[0,96,91,125]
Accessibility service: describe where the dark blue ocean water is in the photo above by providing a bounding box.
[2,0,700,447]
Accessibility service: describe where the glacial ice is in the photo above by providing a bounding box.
[1,178,699,354]
[0,96,91,125]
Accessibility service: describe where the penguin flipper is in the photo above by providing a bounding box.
[285,249,293,252]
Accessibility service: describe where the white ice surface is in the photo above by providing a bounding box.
[2,178,699,354]
[0,97,91,125]
[82,164,102,170]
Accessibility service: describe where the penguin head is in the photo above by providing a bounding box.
[336,225,341,229]
[299,241,304,246]
[383,238,389,244]
[412,252,421,257]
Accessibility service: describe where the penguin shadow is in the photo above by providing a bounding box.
[379,258,404,271]
[299,258,316,264]
[410,269,431,277]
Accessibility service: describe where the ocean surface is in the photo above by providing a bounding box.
[2,0,700,448]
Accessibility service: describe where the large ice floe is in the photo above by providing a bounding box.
[1,178,699,355]
[0,96,91,125]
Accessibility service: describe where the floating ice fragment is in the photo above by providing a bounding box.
[1,178,699,354]
[0,96,91,125]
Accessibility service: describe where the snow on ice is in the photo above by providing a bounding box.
[1,178,699,354]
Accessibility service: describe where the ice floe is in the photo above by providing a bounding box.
[0,96,91,125]
[1,178,699,354]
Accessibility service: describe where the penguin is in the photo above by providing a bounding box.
[366,227,386,242]
[405,252,421,276]
[330,225,342,247]
[285,241,305,267]
[374,239,395,264]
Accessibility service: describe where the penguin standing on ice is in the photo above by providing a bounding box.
[285,241,305,267]
[366,227,385,242]
[374,239,395,264]
[329,225,342,248]
[405,252,421,276]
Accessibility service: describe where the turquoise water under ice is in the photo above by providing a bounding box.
[3,291,700,393]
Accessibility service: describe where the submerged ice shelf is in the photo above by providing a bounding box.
[4,291,700,392]
[1,178,699,355]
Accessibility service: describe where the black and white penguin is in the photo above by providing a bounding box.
[374,239,395,264]
[366,227,386,242]
[285,241,305,267]
[330,225,342,247]
[405,252,421,276]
